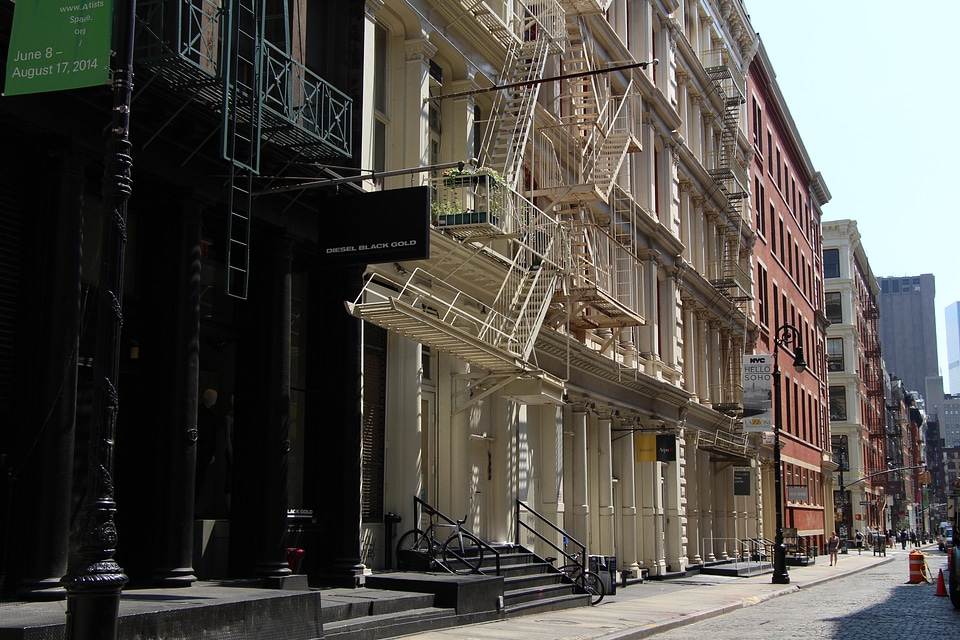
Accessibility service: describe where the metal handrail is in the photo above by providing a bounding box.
[516,499,587,574]
[412,496,501,576]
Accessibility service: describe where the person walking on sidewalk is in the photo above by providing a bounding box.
[855,529,863,554]
[828,530,841,566]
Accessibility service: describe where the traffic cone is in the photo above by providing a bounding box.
[936,568,947,596]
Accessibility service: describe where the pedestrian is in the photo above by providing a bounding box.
[910,530,917,547]
[828,530,841,566]
[900,529,907,550]
[855,529,863,554]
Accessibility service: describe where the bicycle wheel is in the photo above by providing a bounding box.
[581,570,605,605]
[396,529,434,570]
[441,531,484,574]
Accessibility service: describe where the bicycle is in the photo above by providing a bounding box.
[396,510,485,574]
[557,550,606,605]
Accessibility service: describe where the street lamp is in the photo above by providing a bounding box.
[772,324,806,585]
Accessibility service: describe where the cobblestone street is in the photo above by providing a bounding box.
[651,549,959,639]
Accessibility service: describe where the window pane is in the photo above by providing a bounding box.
[825,292,842,324]
[830,386,847,421]
[827,337,844,372]
[823,248,840,278]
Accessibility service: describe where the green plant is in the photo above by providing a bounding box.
[431,199,463,224]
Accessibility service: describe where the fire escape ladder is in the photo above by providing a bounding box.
[222,0,263,300]
[561,12,602,142]
[479,36,552,189]
[593,82,642,200]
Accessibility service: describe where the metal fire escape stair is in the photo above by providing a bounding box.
[705,49,751,305]
[480,36,552,189]
[551,207,644,332]
[222,0,262,300]
[134,0,353,301]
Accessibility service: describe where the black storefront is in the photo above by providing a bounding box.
[0,0,371,601]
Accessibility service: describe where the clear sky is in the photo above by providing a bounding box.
[744,0,959,378]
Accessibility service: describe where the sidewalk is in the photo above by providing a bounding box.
[397,545,917,640]
[0,544,932,640]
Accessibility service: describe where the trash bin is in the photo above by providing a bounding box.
[873,535,886,557]
[588,555,617,596]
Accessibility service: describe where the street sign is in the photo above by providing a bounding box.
[860,501,870,505]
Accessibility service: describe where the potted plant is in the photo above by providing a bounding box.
[432,199,463,226]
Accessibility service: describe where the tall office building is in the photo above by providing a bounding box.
[947,301,960,394]
[877,274,939,394]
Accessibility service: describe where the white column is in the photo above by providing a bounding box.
[568,405,590,546]
[384,335,423,535]
[401,37,436,177]
[614,418,640,576]
[663,433,685,572]
[699,449,715,562]
[639,460,666,575]
[685,438,702,565]
[597,412,615,554]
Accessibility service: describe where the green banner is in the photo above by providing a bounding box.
[4,0,113,96]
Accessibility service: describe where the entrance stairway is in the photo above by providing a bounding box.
[492,544,592,615]
[322,545,590,640]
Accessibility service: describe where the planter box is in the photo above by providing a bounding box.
[437,211,499,227]
[443,174,496,187]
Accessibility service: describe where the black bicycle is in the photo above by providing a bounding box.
[396,510,484,574]
[558,550,605,605]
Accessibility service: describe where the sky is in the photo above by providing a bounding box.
[743,0,959,378]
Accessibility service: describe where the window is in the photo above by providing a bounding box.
[825,292,842,324]
[830,386,847,421]
[827,337,844,372]
[823,248,840,278]
[372,23,388,178]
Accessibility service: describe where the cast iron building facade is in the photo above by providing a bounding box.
[1,0,369,600]
[822,219,888,537]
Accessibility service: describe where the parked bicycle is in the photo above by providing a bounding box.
[557,550,605,605]
[396,509,485,574]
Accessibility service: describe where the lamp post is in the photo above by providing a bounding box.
[772,324,806,585]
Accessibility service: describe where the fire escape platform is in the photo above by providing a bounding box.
[346,296,521,373]
[554,287,646,330]
[346,294,563,406]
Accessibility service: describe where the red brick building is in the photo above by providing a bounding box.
[748,41,832,554]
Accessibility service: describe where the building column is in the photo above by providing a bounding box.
[254,233,295,582]
[639,459,666,575]
[663,432,684,572]
[699,449,716,561]
[18,152,85,600]
[153,200,202,587]
[567,405,590,546]
[597,411,615,554]
[685,436,703,565]
[613,418,640,576]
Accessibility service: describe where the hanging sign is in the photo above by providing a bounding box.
[636,433,656,462]
[656,434,676,462]
[4,0,114,97]
[320,186,431,266]
[734,468,751,495]
[742,354,773,432]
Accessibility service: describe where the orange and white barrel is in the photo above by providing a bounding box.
[909,549,925,583]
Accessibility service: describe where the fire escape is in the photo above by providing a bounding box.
[862,300,886,485]
[134,0,352,299]
[703,46,751,417]
[532,1,646,368]
[346,1,571,408]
